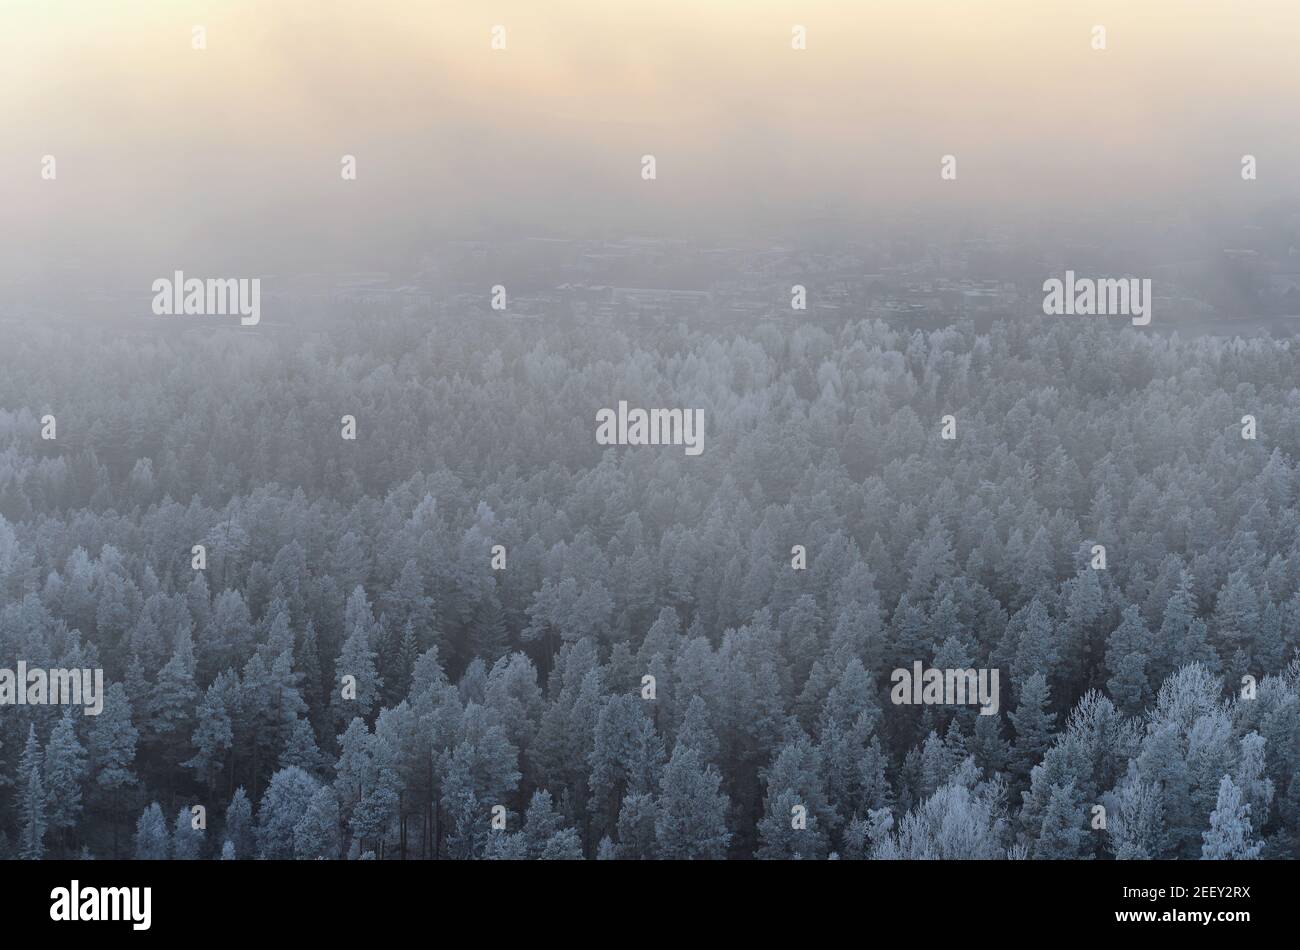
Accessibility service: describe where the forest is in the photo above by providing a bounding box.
[0,308,1297,860]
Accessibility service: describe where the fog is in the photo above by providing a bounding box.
[5,0,1300,289]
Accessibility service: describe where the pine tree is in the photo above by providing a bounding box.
[469,593,510,664]
[332,716,375,825]
[1160,574,1219,676]
[1009,599,1059,689]
[334,620,382,724]
[516,789,582,859]
[587,695,665,840]
[655,744,731,859]
[1108,776,1164,859]
[816,657,881,819]
[1135,719,1196,857]
[970,713,1009,777]
[1008,673,1055,789]
[1235,731,1275,834]
[267,639,308,756]
[614,791,658,859]
[872,759,1005,859]
[396,620,420,697]
[351,779,400,855]
[517,789,562,850]
[440,755,486,860]
[18,725,47,860]
[755,735,833,859]
[19,721,42,784]
[172,806,204,859]
[279,716,328,778]
[1105,605,1153,715]
[149,634,199,773]
[385,559,435,641]
[483,651,544,768]
[537,827,583,859]
[257,766,323,859]
[134,803,169,859]
[185,670,236,796]
[1174,619,1218,675]
[86,683,138,857]
[223,787,255,861]
[298,620,327,737]
[450,703,521,813]
[1213,571,1259,649]
[332,714,401,857]
[237,653,276,800]
[1202,776,1262,859]
[1035,781,1086,858]
[485,827,530,859]
[857,737,893,813]
[293,786,342,859]
[919,729,959,800]
[676,696,720,766]
[1253,602,1286,673]
[121,653,149,719]
[43,708,88,852]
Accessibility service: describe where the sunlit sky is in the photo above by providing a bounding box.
[5,0,1298,281]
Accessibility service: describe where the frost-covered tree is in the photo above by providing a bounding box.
[655,744,731,859]
[223,787,255,862]
[172,806,204,859]
[134,803,169,860]
[1202,776,1262,859]
[18,726,47,860]
[257,767,322,859]
[294,786,342,860]
[873,759,1008,859]
[1008,673,1055,788]
[1035,781,1086,859]
[43,709,87,850]
[755,735,834,859]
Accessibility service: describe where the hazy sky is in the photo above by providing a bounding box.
[6,0,1299,282]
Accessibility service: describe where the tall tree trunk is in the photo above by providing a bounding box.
[399,790,407,859]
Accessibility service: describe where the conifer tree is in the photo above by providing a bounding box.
[172,805,204,859]
[134,802,169,859]
[280,716,329,778]
[1035,781,1086,859]
[1105,605,1153,715]
[223,787,254,860]
[613,791,658,860]
[1008,673,1055,788]
[86,684,138,856]
[294,786,342,860]
[43,709,88,852]
[755,735,833,859]
[258,766,323,859]
[1202,776,1262,859]
[655,744,731,859]
[18,725,47,860]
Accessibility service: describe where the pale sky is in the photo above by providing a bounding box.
[5,0,1298,282]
